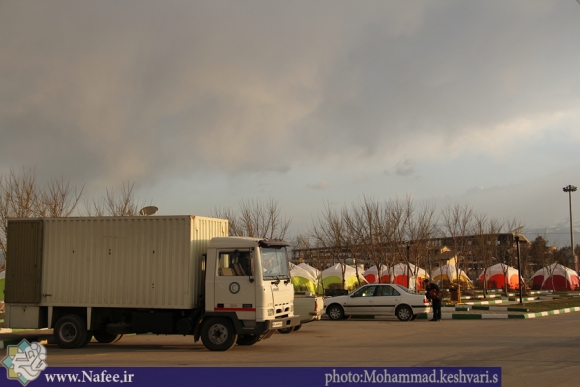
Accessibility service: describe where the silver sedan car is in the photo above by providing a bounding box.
[324,283,431,321]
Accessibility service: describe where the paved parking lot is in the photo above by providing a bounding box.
[2,310,580,387]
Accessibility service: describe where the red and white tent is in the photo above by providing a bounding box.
[389,263,428,290]
[532,263,580,291]
[479,263,520,290]
[363,265,390,284]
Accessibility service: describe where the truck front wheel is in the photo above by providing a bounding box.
[201,317,237,351]
[54,314,91,349]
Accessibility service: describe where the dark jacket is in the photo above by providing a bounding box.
[425,283,440,301]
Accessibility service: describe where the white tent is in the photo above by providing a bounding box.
[289,263,320,294]
[298,263,321,279]
[321,263,367,290]
[432,264,470,285]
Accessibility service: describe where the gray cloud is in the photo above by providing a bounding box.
[307,181,329,191]
[395,158,416,177]
[1,1,579,200]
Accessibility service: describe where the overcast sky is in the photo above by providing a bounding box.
[1,0,580,246]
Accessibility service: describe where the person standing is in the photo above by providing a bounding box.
[423,278,441,321]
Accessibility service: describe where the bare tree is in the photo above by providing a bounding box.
[86,181,145,216]
[439,203,474,299]
[292,233,329,287]
[212,197,291,240]
[471,213,503,297]
[390,195,437,290]
[344,196,394,284]
[0,167,83,263]
[310,202,351,290]
[37,177,84,217]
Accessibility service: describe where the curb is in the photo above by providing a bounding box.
[506,306,580,319]
[463,299,515,305]
[471,306,529,312]
[0,336,48,349]
[416,306,580,320]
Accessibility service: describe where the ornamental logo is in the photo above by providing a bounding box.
[2,339,48,386]
[229,282,240,294]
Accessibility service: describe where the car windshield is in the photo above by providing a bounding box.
[260,247,290,280]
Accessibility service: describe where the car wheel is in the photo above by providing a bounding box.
[327,304,345,320]
[396,305,413,322]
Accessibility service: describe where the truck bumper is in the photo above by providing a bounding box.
[266,315,300,330]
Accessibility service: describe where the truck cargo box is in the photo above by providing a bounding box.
[5,216,228,309]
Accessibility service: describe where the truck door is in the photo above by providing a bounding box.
[214,250,256,320]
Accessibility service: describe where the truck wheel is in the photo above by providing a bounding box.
[54,314,90,349]
[292,324,302,332]
[93,330,123,344]
[236,334,259,346]
[201,317,237,351]
[396,305,413,322]
[326,304,345,320]
[277,327,293,334]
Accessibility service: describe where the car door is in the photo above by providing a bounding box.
[372,285,402,316]
[344,285,377,315]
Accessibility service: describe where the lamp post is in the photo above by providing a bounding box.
[563,185,578,273]
[515,235,523,305]
[427,249,432,285]
[405,241,410,288]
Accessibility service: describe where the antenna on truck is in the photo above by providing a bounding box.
[140,206,158,216]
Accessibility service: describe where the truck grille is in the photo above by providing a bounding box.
[275,302,291,317]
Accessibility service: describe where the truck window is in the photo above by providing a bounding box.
[218,251,252,276]
[260,247,290,280]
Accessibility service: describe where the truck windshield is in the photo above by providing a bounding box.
[260,247,290,280]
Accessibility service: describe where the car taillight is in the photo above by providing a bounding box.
[315,299,318,311]
[423,298,429,304]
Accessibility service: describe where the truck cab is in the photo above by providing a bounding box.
[201,237,299,349]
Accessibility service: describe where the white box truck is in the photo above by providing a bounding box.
[4,216,299,351]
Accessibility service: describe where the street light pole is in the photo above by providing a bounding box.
[405,242,410,289]
[515,235,523,305]
[563,185,578,273]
